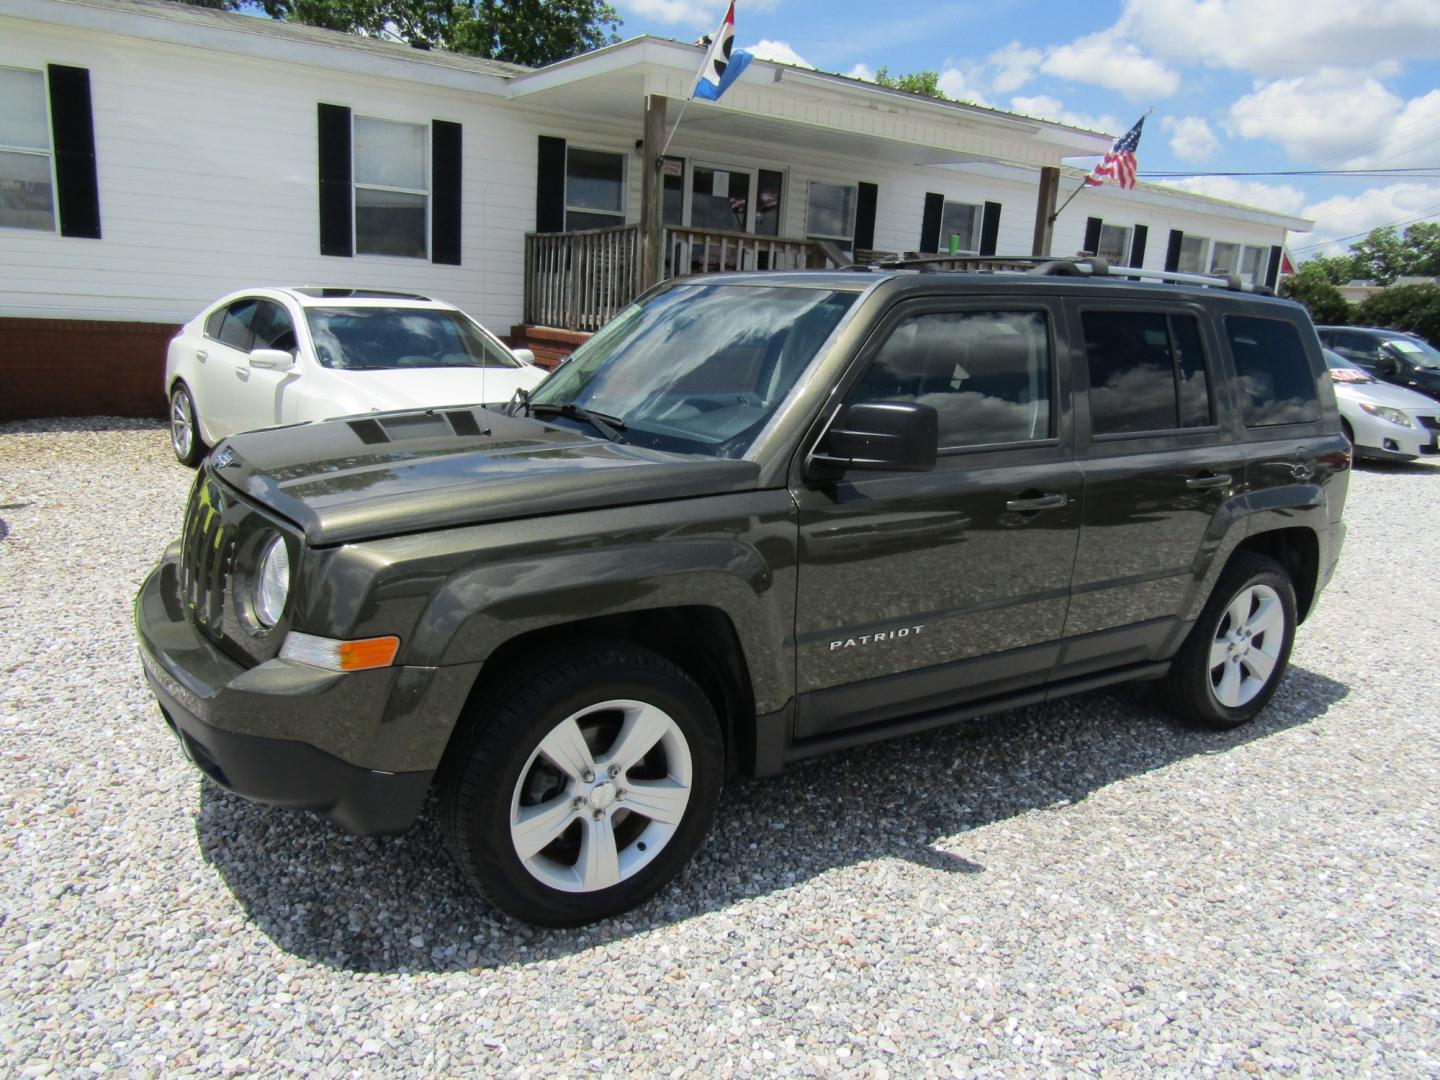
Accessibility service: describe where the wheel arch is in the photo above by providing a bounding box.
[1231,525,1320,623]
[438,605,761,780]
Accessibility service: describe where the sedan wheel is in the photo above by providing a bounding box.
[169,385,205,467]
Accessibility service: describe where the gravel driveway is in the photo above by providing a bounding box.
[1,418,1436,1076]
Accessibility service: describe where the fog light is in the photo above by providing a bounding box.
[280,632,400,672]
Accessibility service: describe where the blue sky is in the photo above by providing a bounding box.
[614,0,1440,259]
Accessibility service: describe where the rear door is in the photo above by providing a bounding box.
[224,299,300,433]
[1058,299,1245,679]
[792,297,1083,739]
[203,297,262,438]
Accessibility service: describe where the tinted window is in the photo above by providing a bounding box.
[203,307,227,339]
[305,307,518,370]
[250,301,297,352]
[1083,310,1213,434]
[847,310,1052,448]
[217,299,260,352]
[1226,316,1321,427]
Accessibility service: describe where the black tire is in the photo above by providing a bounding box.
[439,645,723,927]
[1159,553,1297,730]
[1340,419,1356,461]
[169,383,206,467]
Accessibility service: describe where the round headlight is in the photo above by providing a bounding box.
[254,534,291,628]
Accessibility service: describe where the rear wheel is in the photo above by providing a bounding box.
[440,646,723,927]
[169,384,205,467]
[1160,553,1296,730]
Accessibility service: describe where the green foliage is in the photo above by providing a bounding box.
[1348,223,1440,286]
[1354,284,1440,347]
[182,0,622,65]
[1279,267,1352,325]
[872,67,947,100]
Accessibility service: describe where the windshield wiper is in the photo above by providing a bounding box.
[530,402,627,444]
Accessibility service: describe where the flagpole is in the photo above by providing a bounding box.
[1048,106,1152,225]
[657,93,695,166]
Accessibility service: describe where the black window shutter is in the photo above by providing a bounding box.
[431,120,462,265]
[919,192,944,253]
[317,103,353,257]
[1130,224,1148,268]
[1265,245,1284,289]
[979,201,1002,256]
[536,136,567,233]
[854,182,878,251]
[1164,229,1184,272]
[47,65,101,239]
[1083,216,1103,256]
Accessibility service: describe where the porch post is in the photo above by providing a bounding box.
[1032,165,1060,256]
[641,94,667,289]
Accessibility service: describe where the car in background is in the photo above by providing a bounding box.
[1323,347,1440,462]
[1315,325,1440,404]
[166,288,546,465]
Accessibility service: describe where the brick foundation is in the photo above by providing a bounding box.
[0,317,177,420]
[509,324,592,370]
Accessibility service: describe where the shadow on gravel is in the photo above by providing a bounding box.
[197,663,1348,972]
[1354,458,1440,475]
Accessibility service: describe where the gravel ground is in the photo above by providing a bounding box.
[1,416,1437,1077]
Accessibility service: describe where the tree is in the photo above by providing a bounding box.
[873,67,947,100]
[1279,264,1352,325]
[1355,284,1440,347]
[1348,223,1440,286]
[186,0,622,66]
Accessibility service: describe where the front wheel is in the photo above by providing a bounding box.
[440,646,723,927]
[1160,553,1297,730]
[169,384,205,467]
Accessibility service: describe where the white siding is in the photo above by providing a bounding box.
[0,15,1298,337]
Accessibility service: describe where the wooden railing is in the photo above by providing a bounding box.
[523,224,843,332]
[523,223,641,333]
[663,226,836,278]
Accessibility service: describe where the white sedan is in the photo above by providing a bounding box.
[1324,348,1440,462]
[165,287,547,465]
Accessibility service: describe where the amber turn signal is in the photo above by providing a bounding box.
[280,632,400,672]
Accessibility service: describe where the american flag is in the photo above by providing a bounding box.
[1085,115,1145,190]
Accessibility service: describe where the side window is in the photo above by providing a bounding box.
[203,308,227,340]
[1082,310,1213,435]
[250,301,298,353]
[846,309,1052,448]
[216,299,260,352]
[1225,316,1321,427]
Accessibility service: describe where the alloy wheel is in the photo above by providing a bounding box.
[171,390,194,460]
[1208,583,1285,709]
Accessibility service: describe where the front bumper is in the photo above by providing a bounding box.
[135,554,472,835]
[1349,410,1439,460]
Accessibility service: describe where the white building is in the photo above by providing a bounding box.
[0,0,1312,418]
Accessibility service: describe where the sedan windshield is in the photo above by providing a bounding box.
[1385,337,1440,370]
[305,307,520,370]
[525,284,858,458]
[1322,347,1374,382]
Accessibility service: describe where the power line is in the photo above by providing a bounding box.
[1290,202,1440,256]
[1144,167,1440,178]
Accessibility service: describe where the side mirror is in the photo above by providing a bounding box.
[249,348,296,371]
[808,401,939,476]
[1376,351,1400,375]
[511,347,537,366]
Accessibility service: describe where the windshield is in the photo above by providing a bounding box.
[1322,347,1375,382]
[526,284,858,458]
[305,307,520,370]
[1386,337,1440,370]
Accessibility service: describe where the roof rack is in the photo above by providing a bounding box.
[843,254,1275,295]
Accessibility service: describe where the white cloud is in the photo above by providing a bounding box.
[623,0,777,29]
[845,63,875,82]
[746,39,813,69]
[1226,70,1440,170]
[1040,30,1180,100]
[1298,182,1440,256]
[1009,95,1119,134]
[986,42,1042,94]
[1162,115,1219,162]
[1160,176,1309,217]
[1119,0,1440,77]
[937,67,991,107]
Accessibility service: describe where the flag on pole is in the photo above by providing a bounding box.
[1084,115,1144,190]
[693,3,753,102]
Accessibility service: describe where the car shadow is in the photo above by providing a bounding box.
[1354,457,1440,475]
[195,664,1348,972]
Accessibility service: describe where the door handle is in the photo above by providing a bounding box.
[1185,473,1232,490]
[195,350,207,363]
[1005,493,1068,512]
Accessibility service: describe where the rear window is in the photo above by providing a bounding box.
[1225,316,1321,427]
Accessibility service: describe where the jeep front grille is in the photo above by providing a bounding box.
[180,474,237,637]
